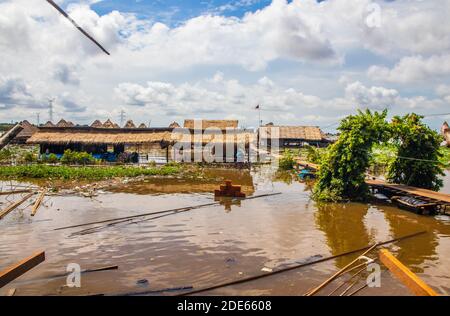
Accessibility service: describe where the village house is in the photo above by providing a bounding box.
[10,120,39,145]
[27,119,174,163]
[258,125,329,149]
[26,119,255,163]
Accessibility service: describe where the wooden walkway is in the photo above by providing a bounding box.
[296,160,320,171]
[366,179,450,206]
[295,159,450,208]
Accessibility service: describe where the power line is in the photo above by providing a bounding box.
[119,110,126,127]
[48,98,55,123]
[45,0,110,55]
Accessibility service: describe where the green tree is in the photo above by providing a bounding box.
[387,113,444,191]
[313,109,389,201]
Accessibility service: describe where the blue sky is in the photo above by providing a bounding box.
[87,0,274,25]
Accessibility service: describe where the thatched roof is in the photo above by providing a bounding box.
[16,120,38,138]
[169,122,180,128]
[138,123,147,129]
[43,121,55,127]
[102,119,116,128]
[56,119,74,128]
[91,120,103,128]
[28,130,172,145]
[27,128,255,145]
[124,120,136,128]
[259,126,324,141]
[184,120,238,130]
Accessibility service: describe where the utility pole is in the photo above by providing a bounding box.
[48,98,55,123]
[120,110,125,127]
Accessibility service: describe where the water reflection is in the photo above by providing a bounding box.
[108,168,255,196]
[314,203,373,268]
[1,166,449,296]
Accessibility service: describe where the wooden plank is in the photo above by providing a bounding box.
[379,249,438,296]
[366,180,450,204]
[296,160,319,170]
[31,190,46,217]
[0,251,45,288]
[7,288,16,296]
[0,190,32,196]
[0,192,35,220]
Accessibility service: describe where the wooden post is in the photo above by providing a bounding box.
[31,190,46,216]
[379,249,438,296]
[0,192,35,220]
[0,251,45,288]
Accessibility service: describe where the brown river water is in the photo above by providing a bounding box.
[0,167,449,296]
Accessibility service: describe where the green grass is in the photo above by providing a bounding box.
[0,164,182,180]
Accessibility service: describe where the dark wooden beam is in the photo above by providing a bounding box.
[0,251,45,288]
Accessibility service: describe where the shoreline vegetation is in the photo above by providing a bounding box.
[0,164,182,180]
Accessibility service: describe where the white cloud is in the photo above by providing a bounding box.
[0,0,450,127]
[344,81,398,110]
[368,54,450,83]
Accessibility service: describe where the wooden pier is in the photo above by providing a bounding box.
[296,160,320,171]
[367,179,450,214]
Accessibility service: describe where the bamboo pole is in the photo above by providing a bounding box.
[31,190,46,217]
[55,192,282,231]
[0,192,35,220]
[306,244,379,296]
[0,190,32,196]
[327,262,371,296]
[179,231,426,296]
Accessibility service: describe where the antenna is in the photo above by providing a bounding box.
[48,98,55,123]
[120,110,126,127]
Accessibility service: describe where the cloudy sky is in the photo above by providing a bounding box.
[0,0,449,131]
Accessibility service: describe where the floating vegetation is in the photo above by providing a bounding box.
[0,164,181,180]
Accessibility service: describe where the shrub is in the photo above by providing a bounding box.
[278,150,296,170]
[313,109,390,202]
[23,152,37,163]
[387,113,444,191]
[61,150,95,165]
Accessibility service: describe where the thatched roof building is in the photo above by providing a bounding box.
[259,125,328,148]
[43,121,55,127]
[11,120,39,144]
[169,122,180,128]
[56,119,74,128]
[27,127,255,146]
[184,120,238,130]
[124,120,136,128]
[27,127,173,145]
[90,120,103,128]
[138,123,147,129]
[102,119,116,128]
